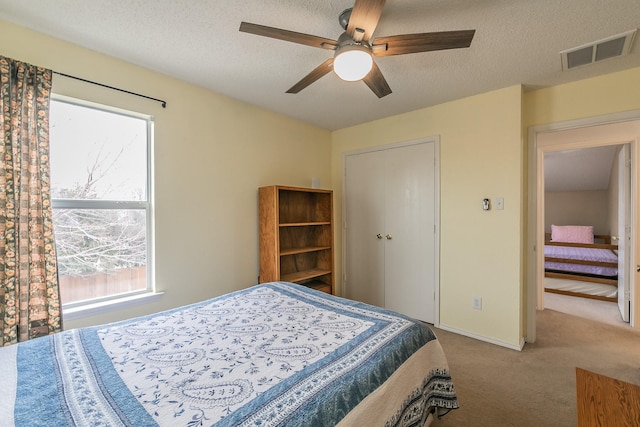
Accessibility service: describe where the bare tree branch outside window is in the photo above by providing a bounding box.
[49,99,150,303]
[52,140,146,277]
[53,208,146,276]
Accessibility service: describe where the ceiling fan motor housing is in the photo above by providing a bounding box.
[337,32,371,50]
[339,8,352,30]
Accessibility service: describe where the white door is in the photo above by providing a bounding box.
[384,143,436,321]
[344,141,437,322]
[618,144,631,322]
[344,149,386,307]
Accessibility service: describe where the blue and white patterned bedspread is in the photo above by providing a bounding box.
[1,282,457,426]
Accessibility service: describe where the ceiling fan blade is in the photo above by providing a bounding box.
[240,22,338,50]
[286,58,335,94]
[372,29,475,57]
[347,0,387,42]
[362,61,392,98]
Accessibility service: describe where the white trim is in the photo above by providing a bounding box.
[342,137,436,156]
[62,291,164,322]
[147,117,156,294]
[433,139,441,328]
[52,199,147,209]
[437,323,525,351]
[52,93,153,120]
[526,110,640,342]
[341,136,441,326]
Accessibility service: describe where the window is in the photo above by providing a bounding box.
[50,97,153,307]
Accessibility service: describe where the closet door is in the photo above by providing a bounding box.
[344,150,386,307]
[344,141,437,322]
[384,142,436,321]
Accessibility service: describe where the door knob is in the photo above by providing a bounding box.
[376,233,383,239]
[386,234,393,240]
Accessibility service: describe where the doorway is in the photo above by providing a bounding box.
[543,144,630,326]
[543,144,629,325]
[527,112,640,342]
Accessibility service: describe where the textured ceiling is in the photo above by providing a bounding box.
[545,146,619,192]
[0,0,639,130]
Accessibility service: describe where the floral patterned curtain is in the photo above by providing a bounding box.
[0,56,61,345]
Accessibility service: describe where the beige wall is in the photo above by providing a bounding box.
[544,190,610,234]
[525,67,640,331]
[523,68,640,128]
[332,66,640,347]
[0,21,332,329]
[332,86,525,348]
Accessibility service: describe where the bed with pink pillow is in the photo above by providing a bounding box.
[544,225,618,302]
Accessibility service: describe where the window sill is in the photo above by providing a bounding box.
[62,291,164,322]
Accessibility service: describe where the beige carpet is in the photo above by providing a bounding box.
[544,289,628,327]
[433,308,640,427]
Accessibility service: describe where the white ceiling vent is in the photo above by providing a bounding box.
[561,29,637,71]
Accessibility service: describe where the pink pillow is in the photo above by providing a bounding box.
[551,225,594,244]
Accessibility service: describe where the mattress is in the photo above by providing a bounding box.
[544,245,618,277]
[544,278,618,299]
[0,281,458,427]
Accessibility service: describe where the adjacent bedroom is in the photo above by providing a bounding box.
[543,144,632,326]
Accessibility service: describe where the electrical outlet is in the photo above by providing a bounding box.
[472,296,482,310]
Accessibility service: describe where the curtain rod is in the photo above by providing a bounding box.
[53,71,167,108]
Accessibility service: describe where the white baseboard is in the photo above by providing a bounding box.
[63,291,164,322]
[436,323,525,351]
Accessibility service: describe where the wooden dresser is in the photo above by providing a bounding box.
[576,367,640,426]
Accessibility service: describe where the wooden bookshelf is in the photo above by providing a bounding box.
[259,185,334,294]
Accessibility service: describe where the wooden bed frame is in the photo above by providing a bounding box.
[544,233,618,302]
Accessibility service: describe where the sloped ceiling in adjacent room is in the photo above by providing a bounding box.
[544,145,619,192]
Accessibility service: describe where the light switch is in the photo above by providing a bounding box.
[495,197,504,210]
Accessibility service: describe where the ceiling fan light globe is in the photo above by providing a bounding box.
[333,47,373,81]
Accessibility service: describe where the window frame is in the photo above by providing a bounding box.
[50,95,155,311]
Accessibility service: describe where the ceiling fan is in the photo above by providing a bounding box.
[239,0,475,98]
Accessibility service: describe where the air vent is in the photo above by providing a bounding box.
[560,29,637,71]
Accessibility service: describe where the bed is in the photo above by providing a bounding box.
[544,225,619,302]
[0,281,458,427]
